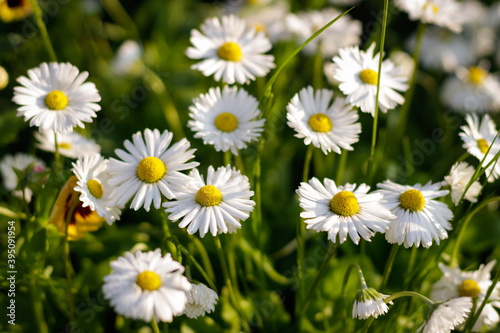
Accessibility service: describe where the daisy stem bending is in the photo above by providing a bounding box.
[367,0,389,184]
[162,215,179,261]
[379,244,399,291]
[150,315,161,333]
[394,23,426,147]
[450,196,500,267]
[299,242,338,317]
[384,291,434,307]
[464,263,500,332]
[64,197,79,330]
[341,262,367,320]
[29,0,58,62]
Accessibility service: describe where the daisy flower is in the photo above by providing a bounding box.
[72,154,122,224]
[163,165,255,238]
[376,180,453,248]
[185,14,275,84]
[184,283,218,319]
[352,287,390,319]
[12,62,101,133]
[419,297,472,333]
[0,0,32,22]
[332,43,408,116]
[286,86,361,154]
[459,114,500,182]
[108,129,198,212]
[188,86,265,155]
[102,249,191,323]
[443,161,482,205]
[35,130,100,159]
[296,178,395,245]
[0,153,46,202]
[285,8,361,58]
[431,261,500,332]
[0,65,8,90]
[441,65,500,113]
[396,0,466,33]
[49,176,105,241]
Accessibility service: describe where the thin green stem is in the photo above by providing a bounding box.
[379,244,399,291]
[252,140,265,287]
[384,291,434,306]
[29,0,57,62]
[302,145,315,183]
[151,315,161,333]
[367,0,390,183]
[224,150,231,166]
[161,215,178,260]
[335,149,348,184]
[190,236,216,282]
[64,198,79,331]
[342,263,368,322]
[29,277,49,333]
[235,150,246,174]
[360,317,375,333]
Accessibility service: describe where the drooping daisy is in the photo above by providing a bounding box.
[49,176,105,241]
[459,114,500,182]
[441,65,500,113]
[0,0,32,22]
[443,161,482,205]
[163,165,255,238]
[0,65,8,90]
[188,86,265,155]
[352,287,390,319]
[396,0,466,33]
[12,62,101,133]
[184,283,218,319]
[108,129,199,212]
[102,249,191,323]
[72,154,122,224]
[419,297,472,333]
[332,43,408,116]
[34,130,101,159]
[431,261,500,332]
[296,178,395,245]
[376,180,453,248]
[285,8,361,58]
[0,153,46,203]
[185,14,275,84]
[286,86,361,154]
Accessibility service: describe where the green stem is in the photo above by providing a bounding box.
[342,263,368,321]
[151,315,161,333]
[384,291,434,306]
[64,198,79,331]
[224,150,231,166]
[162,215,178,260]
[367,0,390,184]
[29,277,49,333]
[30,0,57,62]
[379,244,399,291]
[100,0,138,38]
[299,242,338,317]
[190,236,216,282]
[335,149,348,184]
[252,140,265,288]
[235,150,246,174]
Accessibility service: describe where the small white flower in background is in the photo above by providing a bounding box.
[332,43,408,116]
[0,65,8,90]
[102,249,191,323]
[238,1,291,43]
[431,261,500,332]
[443,161,482,205]
[72,154,122,224]
[408,27,475,73]
[388,50,415,80]
[188,86,265,155]
[285,8,361,58]
[296,178,395,245]
[419,297,472,333]
[286,86,361,155]
[352,288,390,319]
[396,0,466,33]
[186,14,275,84]
[163,165,255,238]
[0,153,46,203]
[376,180,453,248]
[12,62,101,133]
[108,129,199,212]
[35,131,100,159]
[441,65,500,113]
[184,283,218,319]
[111,40,143,76]
[459,114,500,182]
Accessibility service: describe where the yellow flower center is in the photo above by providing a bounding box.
[251,22,267,34]
[309,113,333,133]
[458,279,481,298]
[45,90,68,110]
[87,179,103,199]
[423,2,439,13]
[477,138,489,154]
[217,42,243,62]
[195,185,222,207]
[468,66,487,85]
[136,270,162,291]
[359,69,378,85]
[399,189,425,212]
[330,191,360,217]
[136,156,166,184]
[215,112,239,132]
[58,142,72,149]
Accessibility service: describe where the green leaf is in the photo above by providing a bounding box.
[21,228,48,271]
